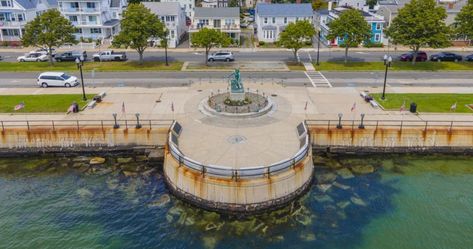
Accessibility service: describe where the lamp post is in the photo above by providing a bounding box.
[75,55,86,101]
[316,31,321,66]
[381,54,392,100]
[337,113,343,129]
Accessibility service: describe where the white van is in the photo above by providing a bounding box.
[37,72,79,88]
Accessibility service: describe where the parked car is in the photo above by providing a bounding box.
[208,51,234,62]
[399,51,428,62]
[430,52,462,62]
[17,53,48,62]
[92,50,127,61]
[466,54,473,62]
[0,55,2,61]
[37,72,79,88]
[55,51,87,62]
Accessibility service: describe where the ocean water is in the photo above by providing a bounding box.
[0,154,472,249]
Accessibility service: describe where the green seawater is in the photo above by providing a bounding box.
[0,154,472,249]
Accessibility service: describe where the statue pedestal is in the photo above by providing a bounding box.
[230,92,245,101]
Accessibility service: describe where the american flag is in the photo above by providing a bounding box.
[350,102,356,112]
[400,101,406,112]
[14,102,25,111]
[121,102,126,113]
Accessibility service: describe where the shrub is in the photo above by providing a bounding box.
[258,41,265,46]
[364,41,384,48]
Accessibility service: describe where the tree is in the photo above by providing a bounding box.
[386,0,451,64]
[21,9,76,65]
[327,9,371,63]
[228,0,239,7]
[112,3,165,64]
[312,0,324,10]
[279,20,316,61]
[366,0,377,9]
[191,28,232,65]
[454,0,473,45]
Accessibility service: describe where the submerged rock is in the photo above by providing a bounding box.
[116,157,133,164]
[148,194,171,208]
[336,201,351,209]
[294,213,312,226]
[350,165,375,174]
[76,188,93,198]
[313,194,334,203]
[315,172,337,184]
[299,232,316,241]
[351,197,368,207]
[166,214,173,223]
[336,168,355,179]
[89,157,106,165]
[205,222,218,231]
[317,184,332,193]
[122,170,138,177]
[333,182,351,190]
[202,236,218,249]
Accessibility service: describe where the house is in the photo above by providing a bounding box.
[318,5,385,46]
[143,2,186,48]
[255,3,313,43]
[377,0,467,27]
[189,7,240,44]
[0,0,58,44]
[57,0,127,41]
[159,0,195,18]
[201,0,229,8]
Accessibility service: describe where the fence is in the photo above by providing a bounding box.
[167,121,310,179]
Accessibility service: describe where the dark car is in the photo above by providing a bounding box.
[399,51,428,62]
[430,52,462,62]
[55,51,87,62]
[466,54,473,62]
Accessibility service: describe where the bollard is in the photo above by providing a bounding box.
[52,120,55,131]
[336,113,343,129]
[113,113,119,129]
[135,113,142,129]
[358,113,365,129]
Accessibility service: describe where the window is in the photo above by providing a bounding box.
[18,14,24,22]
[375,33,380,42]
[86,2,95,9]
[1,29,19,36]
[171,30,175,38]
[264,17,267,24]
[70,2,79,9]
[284,17,287,24]
[376,23,381,30]
[69,16,78,22]
[0,0,11,7]
[76,28,82,33]
[296,17,299,22]
[272,17,275,23]
[225,19,234,26]
[88,16,97,23]
[90,28,101,33]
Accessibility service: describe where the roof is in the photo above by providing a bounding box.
[378,0,467,13]
[15,0,57,9]
[194,7,240,18]
[39,72,66,76]
[256,3,313,17]
[143,2,182,16]
[103,19,120,26]
[110,0,121,8]
[332,6,384,21]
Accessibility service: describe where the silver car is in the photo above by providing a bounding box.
[207,52,234,62]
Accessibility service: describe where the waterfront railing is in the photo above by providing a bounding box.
[306,119,473,131]
[167,121,310,179]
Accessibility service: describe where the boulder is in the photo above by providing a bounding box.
[122,170,138,177]
[336,168,355,179]
[116,157,133,164]
[336,201,351,209]
[89,157,106,165]
[149,194,171,208]
[333,182,351,190]
[317,184,332,193]
[315,172,337,184]
[299,232,316,241]
[351,197,368,207]
[350,165,375,175]
[313,194,334,203]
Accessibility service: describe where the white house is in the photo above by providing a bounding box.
[143,2,186,48]
[159,0,195,19]
[0,0,58,44]
[190,7,240,44]
[201,0,229,8]
[57,0,127,41]
[255,3,313,43]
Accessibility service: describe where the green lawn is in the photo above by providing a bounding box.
[372,93,473,113]
[315,61,473,71]
[0,61,183,72]
[0,94,95,113]
[286,62,305,71]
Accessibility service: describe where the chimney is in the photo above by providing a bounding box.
[328,1,333,11]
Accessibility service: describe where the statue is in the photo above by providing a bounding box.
[228,69,244,93]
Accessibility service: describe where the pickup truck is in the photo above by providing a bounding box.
[55,51,87,62]
[92,51,127,62]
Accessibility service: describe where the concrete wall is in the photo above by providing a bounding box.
[163,148,314,214]
[309,126,473,150]
[0,127,169,149]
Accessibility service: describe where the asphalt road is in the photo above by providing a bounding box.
[1,71,472,88]
[2,50,473,63]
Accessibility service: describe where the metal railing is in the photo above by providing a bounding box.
[0,118,173,132]
[306,119,473,132]
[168,121,310,179]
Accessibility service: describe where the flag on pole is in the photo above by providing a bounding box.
[121,102,126,113]
[14,102,25,111]
[350,102,356,112]
[400,100,406,112]
[450,102,457,112]
[171,102,174,112]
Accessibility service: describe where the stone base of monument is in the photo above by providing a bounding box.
[230,92,245,101]
[201,91,273,118]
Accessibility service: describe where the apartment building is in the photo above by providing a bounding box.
[57,0,126,41]
[0,0,57,44]
[189,7,240,44]
[143,2,186,48]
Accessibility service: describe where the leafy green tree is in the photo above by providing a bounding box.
[312,0,324,10]
[112,3,165,64]
[327,9,371,63]
[191,28,232,65]
[21,9,76,64]
[228,0,239,7]
[279,20,316,61]
[454,0,473,45]
[127,0,141,3]
[366,0,377,9]
[386,0,451,64]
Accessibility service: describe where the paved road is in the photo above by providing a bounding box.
[2,50,473,63]
[1,71,472,88]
